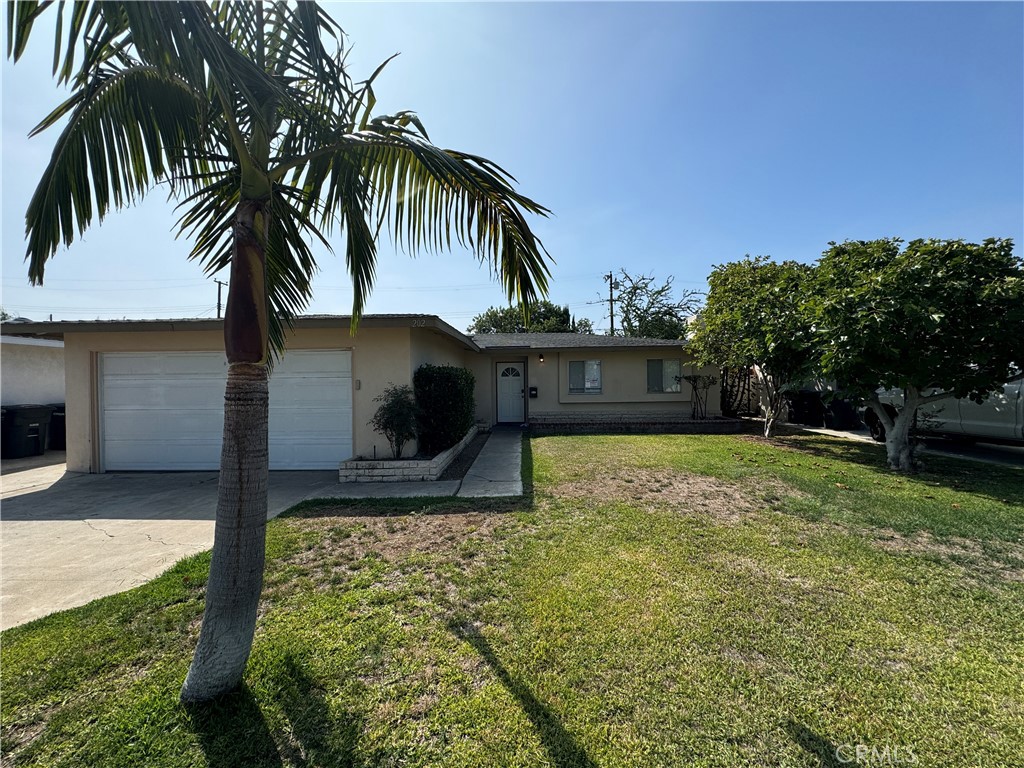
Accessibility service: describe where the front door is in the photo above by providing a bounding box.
[496,363,525,423]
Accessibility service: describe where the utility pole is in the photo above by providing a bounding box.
[603,271,619,335]
[215,279,229,319]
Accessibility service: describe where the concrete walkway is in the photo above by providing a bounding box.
[308,429,524,500]
[457,429,524,497]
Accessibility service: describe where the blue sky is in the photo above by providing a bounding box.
[2,1,1022,332]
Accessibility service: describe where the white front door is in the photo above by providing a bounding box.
[496,363,525,423]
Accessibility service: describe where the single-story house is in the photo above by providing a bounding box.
[2,315,721,473]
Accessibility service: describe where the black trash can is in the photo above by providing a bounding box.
[47,403,67,451]
[787,391,827,427]
[824,397,861,431]
[0,405,55,459]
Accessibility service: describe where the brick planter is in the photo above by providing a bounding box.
[528,414,743,436]
[339,426,479,483]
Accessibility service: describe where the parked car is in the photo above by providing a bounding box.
[862,378,1024,444]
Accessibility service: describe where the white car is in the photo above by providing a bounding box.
[863,378,1024,444]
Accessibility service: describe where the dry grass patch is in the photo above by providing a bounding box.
[864,526,1024,583]
[545,467,802,523]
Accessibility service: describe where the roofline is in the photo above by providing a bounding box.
[470,335,689,351]
[474,341,688,350]
[0,314,480,351]
[0,334,64,348]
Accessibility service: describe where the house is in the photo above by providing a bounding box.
[1,315,723,473]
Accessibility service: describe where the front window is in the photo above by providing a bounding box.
[569,360,602,394]
[647,359,682,393]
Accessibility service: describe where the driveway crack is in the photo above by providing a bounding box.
[83,520,115,538]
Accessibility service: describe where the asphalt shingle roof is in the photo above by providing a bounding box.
[470,333,687,350]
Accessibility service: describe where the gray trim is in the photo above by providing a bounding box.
[471,332,687,350]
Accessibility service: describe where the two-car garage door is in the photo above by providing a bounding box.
[100,350,352,470]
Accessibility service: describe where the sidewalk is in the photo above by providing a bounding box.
[309,429,523,501]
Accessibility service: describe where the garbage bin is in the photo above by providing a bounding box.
[47,403,66,451]
[786,391,827,427]
[824,397,861,431]
[0,405,55,459]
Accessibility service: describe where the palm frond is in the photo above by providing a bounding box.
[24,64,208,283]
[285,121,552,319]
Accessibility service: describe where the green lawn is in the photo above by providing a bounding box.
[3,433,1022,767]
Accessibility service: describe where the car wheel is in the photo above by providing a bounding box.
[868,415,886,443]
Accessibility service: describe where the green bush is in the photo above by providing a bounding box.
[369,384,418,458]
[414,364,476,455]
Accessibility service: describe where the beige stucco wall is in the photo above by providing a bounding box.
[61,323,480,471]
[479,347,721,421]
[409,327,472,371]
[1,338,66,406]
[60,324,722,473]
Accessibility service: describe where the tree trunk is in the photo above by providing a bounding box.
[754,365,784,437]
[880,389,921,472]
[884,408,915,471]
[181,200,270,703]
[180,362,269,702]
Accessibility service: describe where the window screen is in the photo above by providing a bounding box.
[647,359,682,393]
[569,360,602,393]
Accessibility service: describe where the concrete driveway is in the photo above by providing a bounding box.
[1,455,338,630]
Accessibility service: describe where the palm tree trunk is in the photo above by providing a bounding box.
[181,199,270,703]
[180,362,268,702]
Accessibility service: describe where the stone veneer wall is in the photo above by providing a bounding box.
[338,426,479,483]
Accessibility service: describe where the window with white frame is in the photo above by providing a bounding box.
[647,359,682,393]
[568,360,602,394]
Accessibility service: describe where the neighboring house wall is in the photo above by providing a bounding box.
[0,336,65,405]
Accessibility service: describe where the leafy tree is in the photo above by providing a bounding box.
[468,300,592,334]
[0,307,10,321]
[10,0,550,702]
[615,270,700,340]
[689,257,816,436]
[369,384,418,458]
[813,238,1023,471]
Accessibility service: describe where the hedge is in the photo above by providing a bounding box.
[413,364,476,456]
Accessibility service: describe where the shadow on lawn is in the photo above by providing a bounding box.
[750,433,1023,508]
[186,661,361,768]
[784,720,861,768]
[185,685,284,768]
[449,620,597,768]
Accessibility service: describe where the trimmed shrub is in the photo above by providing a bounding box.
[414,364,475,455]
[369,384,418,458]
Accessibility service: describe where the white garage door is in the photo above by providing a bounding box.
[100,350,352,470]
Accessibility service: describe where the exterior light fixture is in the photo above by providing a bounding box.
[539,353,545,363]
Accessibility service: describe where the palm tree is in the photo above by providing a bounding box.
[8,0,550,703]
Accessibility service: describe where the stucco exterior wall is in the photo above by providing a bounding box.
[56,320,724,473]
[409,327,471,372]
[480,346,721,421]
[60,325,415,471]
[1,337,66,406]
